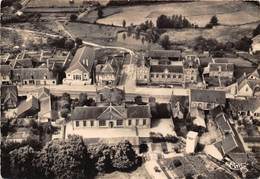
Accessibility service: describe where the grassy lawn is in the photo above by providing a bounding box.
[163,22,259,44]
[64,22,123,42]
[96,165,151,179]
[97,1,260,27]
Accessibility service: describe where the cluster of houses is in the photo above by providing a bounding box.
[0,49,71,86]
[0,46,125,87]
[136,50,245,88]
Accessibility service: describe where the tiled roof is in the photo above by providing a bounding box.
[13,59,33,68]
[190,89,226,104]
[12,68,55,80]
[150,65,183,73]
[229,98,260,112]
[170,95,189,115]
[17,96,39,117]
[71,106,107,120]
[97,105,127,120]
[71,105,151,120]
[0,65,12,76]
[215,113,232,134]
[127,105,151,118]
[145,50,182,58]
[66,46,95,73]
[221,133,238,155]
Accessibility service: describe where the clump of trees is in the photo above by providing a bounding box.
[1,135,140,178]
[126,20,160,43]
[193,36,253,55]
[47,37,75,50]
[156,14,194,29]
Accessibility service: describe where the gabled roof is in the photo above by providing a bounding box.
[238,79,260,91]
[71,105,151,120]
[38,87,50,100]
[66,46,95,73]
[1,85,18,105]
[190,89,226,104]
[0,65,12,76]
[97,105,126,120]
[229,98,260,112]
[249,68,260,78]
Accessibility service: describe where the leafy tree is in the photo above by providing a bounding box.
[111,140,138,171]
[9,145,37,178]
[235,36,253,52]
[60,108,70,118]
[70,14,78,22]
[253,24,260,37]
[88,143,113,173]
[134,95,143,105]
[64,39,75,50]
[36,135,90,179]
[75,37,83,46]
[160,35,171,50]
[122,19,126,28]
[79,93,88,106]
[210,15,219,26]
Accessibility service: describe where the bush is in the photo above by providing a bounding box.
[205,23,213,29]
[210,15,219,26]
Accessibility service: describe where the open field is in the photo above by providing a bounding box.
[27,0,110,7]
[96,166,151,179]
[97,1,260,27]
[64,22,123,42]
[164,22,260,44]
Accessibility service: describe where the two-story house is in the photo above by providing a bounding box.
[63,46,95,85]
[95,59,121,86]
[12,67,57,85]
[189,89,226,111]
[70,104,151,129]
[203,61,234,87]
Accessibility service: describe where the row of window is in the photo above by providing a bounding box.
[75,119,147,127]
[150,73,183,79]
